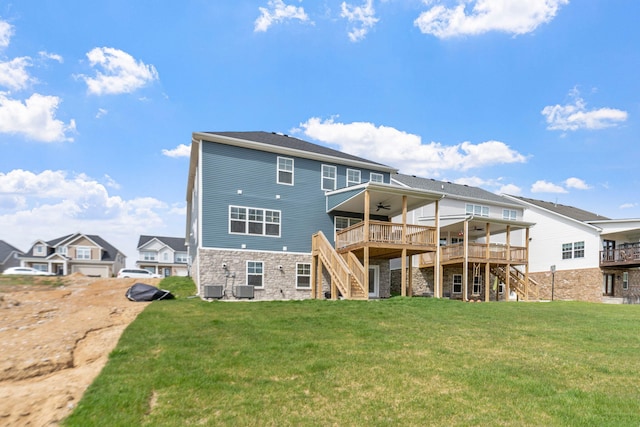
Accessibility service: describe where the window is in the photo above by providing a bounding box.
[453,274,462,294]
[277,157,294,185]
[163,252,170,262]
[57,246,67,255]
[466,203,489,217]
[573,241,585,258]
[502,209,517,220]
[247,261,263,288]
[322,165,337,191]
[451,237,464,244]
[77,247,91,260]
[498,283,505,294]
[562,242,585,260]
[33,264,48,272]
[35,245,45,255]
[562,243,573,259]
[296,263,311,289]
[346,169,361,187]
[230,206,280,237]
[472,275,482,295]
[176,253,188,263]
[623,272,629,290]
[142,251,156,261]
[335,216,362,232]
[370,173,384,183]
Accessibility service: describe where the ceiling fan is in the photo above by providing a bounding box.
[376,202,391,211]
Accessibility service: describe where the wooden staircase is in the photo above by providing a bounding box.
[491,265,539,301]
[312,231,367,300]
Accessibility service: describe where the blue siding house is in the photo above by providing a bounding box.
[186,131,443,300]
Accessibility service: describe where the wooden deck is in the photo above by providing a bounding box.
[335,220,438,259]
[600,247,640,268]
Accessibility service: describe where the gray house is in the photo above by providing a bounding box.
[186,131,444,300]
[0,240,24,273]
[136,235,189,277]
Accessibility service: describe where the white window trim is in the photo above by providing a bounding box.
[453,274,462,294]
[296,262,311,289]
[623,272,629,290]
[277,156,294,186]
[466,203,490,217]
[502,209,517,220]
[370,172,384,183]
[334,216,362,240]
[322,165,337,191]
[77,246,92,260]
[472,275,482,295]
[229,205,281,238]
[346,169,361,187]
[247,260,264,289]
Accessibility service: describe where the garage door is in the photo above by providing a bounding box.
[72,266,109,277]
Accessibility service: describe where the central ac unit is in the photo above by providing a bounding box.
[234,285,254,299]
[203,285,224,299]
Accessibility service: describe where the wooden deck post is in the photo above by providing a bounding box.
[505,225,511,302]
[463,220,469,300]
[434,199,441,298]
[363,190,370,300]
[484,262,490,302]
[311,252,317,299]
[525,227,530,300]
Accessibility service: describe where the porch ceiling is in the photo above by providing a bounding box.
[437,216,535,239]
[326,182,443,217]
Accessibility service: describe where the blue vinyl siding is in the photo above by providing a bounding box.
[200,141,390,253]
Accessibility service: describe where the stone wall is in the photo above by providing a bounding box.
[530,267,602,302]
[197,249,312,301]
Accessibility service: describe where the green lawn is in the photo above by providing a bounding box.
[64,277,640,426]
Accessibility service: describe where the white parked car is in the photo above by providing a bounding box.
[117,268,162,279]
[3,267,56,276]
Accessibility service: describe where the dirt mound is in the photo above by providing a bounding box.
[0,276,160,426]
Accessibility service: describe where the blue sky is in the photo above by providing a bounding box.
[0,0,638,263]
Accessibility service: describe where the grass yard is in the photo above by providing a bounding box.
[64,277,640,426]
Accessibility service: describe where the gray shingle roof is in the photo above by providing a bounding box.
[201,131,393,169]
[0,240,23,263]
[137,235,187,252]
[507,195,610,222]
[392,173,518,206]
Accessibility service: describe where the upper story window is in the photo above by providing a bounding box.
[502,209,517,220]
[466,203,489,217]
[230,206,281,237]
[57,246,68,256]
[35,245,45,255]
[163,252,170,262]
[335,216,361,233]
[370,173,384,183]
[562,241,585,259]
[77,246,91,260]
[322,165,337,191]
[142,251,157,261]
[277,157,294,185]
[176,253,188,263]
[346,169,361,187]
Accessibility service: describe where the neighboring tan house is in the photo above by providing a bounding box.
[19,233,126,277]
[0,240,24,273]
[186,131,444,300]
[136,235,189,277]
[390,174,536,301]
[503,195,640,303]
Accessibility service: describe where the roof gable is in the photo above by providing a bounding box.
[0,240,23,263]
[138,235,187,252]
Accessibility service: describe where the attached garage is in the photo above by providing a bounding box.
[72,265,109,277]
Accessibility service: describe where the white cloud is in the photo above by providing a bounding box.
[619,203,638,210]
[531,180,567,194]
[498,183,522,196]
[541,89,627,131]
[80,47,159,95]
[296,117,527,177]
[162,143,191,158]
[414,0,569,38]
[0,57,33,90]
[254,0,311,32]
[0,169,185,264]
[96,108,108,118]
[38,51,63,63]
[341,0,379,42]
[564,177,590,190]
[0,19,13,49]
[0,92,76,142]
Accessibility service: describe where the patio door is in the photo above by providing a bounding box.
[603,273,614,296]
[603,240,615,261]
[368,265,379,298]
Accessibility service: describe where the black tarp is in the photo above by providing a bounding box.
[126,283,174,301]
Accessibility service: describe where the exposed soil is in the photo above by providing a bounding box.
[0,274,160,426]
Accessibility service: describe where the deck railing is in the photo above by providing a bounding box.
[600,247,640,266]
[336,220,436,249]
[419,242,527,265]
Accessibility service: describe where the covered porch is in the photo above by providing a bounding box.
[311,182,444,300]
